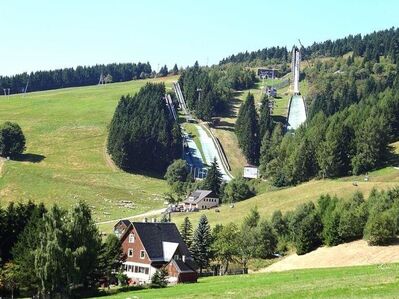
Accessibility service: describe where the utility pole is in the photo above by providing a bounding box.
[98,73,105,85]
[24,78,29,97]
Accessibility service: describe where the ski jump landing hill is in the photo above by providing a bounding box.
[173,82,233,181]
[287,46,307,130]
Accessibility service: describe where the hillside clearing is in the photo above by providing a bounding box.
[261,239,399,273]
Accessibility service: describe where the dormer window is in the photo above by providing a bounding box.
[128,233,135,243]
[174,254,180,260]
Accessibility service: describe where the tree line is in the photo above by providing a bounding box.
[179,212,277,275]
[270,188,399,255]
[233,42,399,186]
[219,27,399,66]
[180,187,399,276]
[259,62,399,186]
[178,62,258,121]
[107,83,182,173]
[0,62,152,95]
[0,201,123,298]
[235,93,274,165]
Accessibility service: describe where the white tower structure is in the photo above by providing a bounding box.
[291,46,301,95]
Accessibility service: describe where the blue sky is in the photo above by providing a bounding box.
[1,0,398,75]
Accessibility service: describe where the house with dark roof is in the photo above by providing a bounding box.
[182,190,219,211]
[119,220,197,284]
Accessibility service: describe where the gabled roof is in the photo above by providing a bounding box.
[171,259,197,273]
[121,222,192,261]
[114,219,131,228]
[184,190,217,204]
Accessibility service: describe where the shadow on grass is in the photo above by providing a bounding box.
[82,285,147,298]
[215,120,235,132]
[218,97,242,118]
[13,153,46,163]
[386,145,399,166]
[122,167,166,180]
[272,115,287,124]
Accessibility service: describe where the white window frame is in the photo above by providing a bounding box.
[140,250,146,259]
[128,248,134,257]
[128,233,135,243]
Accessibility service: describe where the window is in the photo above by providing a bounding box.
[128,233,135,243]
[174,254,180,260]
[128,248,133,257]
[140,250,146,259]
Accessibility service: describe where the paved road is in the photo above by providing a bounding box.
[287,95,306,130]
[96,208,166,225]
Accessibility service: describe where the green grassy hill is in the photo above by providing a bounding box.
[0,77,177,222]
[95,263,399,299]
[168,162,399,229]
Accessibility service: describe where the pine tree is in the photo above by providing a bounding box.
[243,207,260,228]
[202,158,223,196]
[65,201,102,287]
[11,203,46,292]
[259,131,272,177]
[190,215,212,274]
[180,217,193,247]
[236,93,260,165]
[97,234,124,285]
[259,95,273,139]
[352,114,389,175]
[0,122,26,157]
[172,64,179,75]
[151,267,168,288]
[34,205,68,297]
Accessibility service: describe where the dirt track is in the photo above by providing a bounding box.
[260,239,399,273]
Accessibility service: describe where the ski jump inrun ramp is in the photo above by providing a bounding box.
[287,46,307,130]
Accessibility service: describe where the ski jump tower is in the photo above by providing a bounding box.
[291,46,301,95]
[287,46,306,130]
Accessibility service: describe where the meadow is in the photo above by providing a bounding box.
[95,263,399,299]
[0,77,177,222]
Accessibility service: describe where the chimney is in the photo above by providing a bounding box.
[182,255,186,262]
[143,217,148,223]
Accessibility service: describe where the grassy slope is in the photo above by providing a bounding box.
[170,166,399,228]
[96,263,399,299]
[0,77,177,222]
